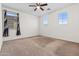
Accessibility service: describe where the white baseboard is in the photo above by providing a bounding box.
[3,35,40,41]
[41,34,79,43]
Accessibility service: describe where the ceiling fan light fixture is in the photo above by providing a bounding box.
[37,6,40,9]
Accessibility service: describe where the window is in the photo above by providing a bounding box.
[43,14,48,25]
[58,11,68,24]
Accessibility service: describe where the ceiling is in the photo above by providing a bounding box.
[2,3,73,16]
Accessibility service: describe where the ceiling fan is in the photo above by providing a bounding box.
[29,3,48,11]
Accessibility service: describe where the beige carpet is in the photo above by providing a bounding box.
[32,37,55,47]
[0,36,79,56]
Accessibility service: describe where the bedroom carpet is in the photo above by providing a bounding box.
[0,36,79,56]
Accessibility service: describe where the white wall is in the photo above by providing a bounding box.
[2,7,39,41]
[20,12,39,38]
[0,4,3,51]
[40,4,79,43]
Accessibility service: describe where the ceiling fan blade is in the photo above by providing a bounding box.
[40,3,47,6]
[40,7,44,11]
[34,8,37,11]
[29,5,36,7]
[36,3,39,6]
